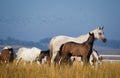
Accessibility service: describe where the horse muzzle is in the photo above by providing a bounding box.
[102,38,107,43]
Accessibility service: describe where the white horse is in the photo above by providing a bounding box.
[49,26,106,66]
[16,47,41,66]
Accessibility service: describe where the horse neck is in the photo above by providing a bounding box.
[84,40,94,49]
[84,36,95,49]
[76,34,89,42]
[76,29,98,42]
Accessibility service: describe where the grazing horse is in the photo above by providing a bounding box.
[0,46,14,64]
[89,49,102,67]
[49,26,107,65]
[16,47,41,66]
[37,50,51,64]
[59,33,95,65]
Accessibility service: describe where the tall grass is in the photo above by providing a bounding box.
[0,61,120,78]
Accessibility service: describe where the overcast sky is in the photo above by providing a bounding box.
[0,0,120,41]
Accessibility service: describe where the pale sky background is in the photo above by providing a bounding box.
[0,0,120,41]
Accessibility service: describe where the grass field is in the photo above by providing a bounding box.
[0,61,120,78]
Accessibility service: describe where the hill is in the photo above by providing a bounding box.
[94,46,120,55]
[94,40,120,49]
[0,37,51,51]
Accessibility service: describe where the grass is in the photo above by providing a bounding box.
[0,61,120,78]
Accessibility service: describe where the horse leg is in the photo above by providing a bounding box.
[82,56,88,66]
[16,57,21,66]
[67,53,72,66]
[59,56,64,65]
[47,56,51,66]
[4,60,7,64]
[51,50,58,64]
[60,55,67,65]
[58,57,62,65]
[37,61,40,65]
[38,55,43,64]
[89,54,94,66]
[86,55,91,65]
[30,61,32,65]
[24,61,26,66]
[93,50,103,68]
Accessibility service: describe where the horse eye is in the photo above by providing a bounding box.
[98,33,102,35]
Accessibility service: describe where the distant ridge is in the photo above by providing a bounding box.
[94,46,120,55]
[94,40,120,49]
[0,37,120,54]
[0,37,51,50]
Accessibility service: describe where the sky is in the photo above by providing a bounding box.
[0,0,120,41]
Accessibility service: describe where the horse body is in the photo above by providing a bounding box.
[50,27,106,64]
[59,33,95,65]
[16,47,41,66]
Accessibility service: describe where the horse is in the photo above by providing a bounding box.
[16,47,41,66]
[89,49,102,67]
[0,46,14,64]
[49,26,107,65]
[59,32,95,65]
[37,50,51,64]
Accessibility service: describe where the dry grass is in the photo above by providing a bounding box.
[0,61,120,78]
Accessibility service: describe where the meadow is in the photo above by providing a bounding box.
[0,61,120,78]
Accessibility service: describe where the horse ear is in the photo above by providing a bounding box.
[98,26,101,30]
[89,32,92,35]
[101,26,104,29]
[98,26,104,30]
[89,32,94,36]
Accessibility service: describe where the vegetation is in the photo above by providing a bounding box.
[0,61,120,78]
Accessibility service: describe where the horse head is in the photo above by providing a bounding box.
[91,26,107,42]
[87,32,95,44]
